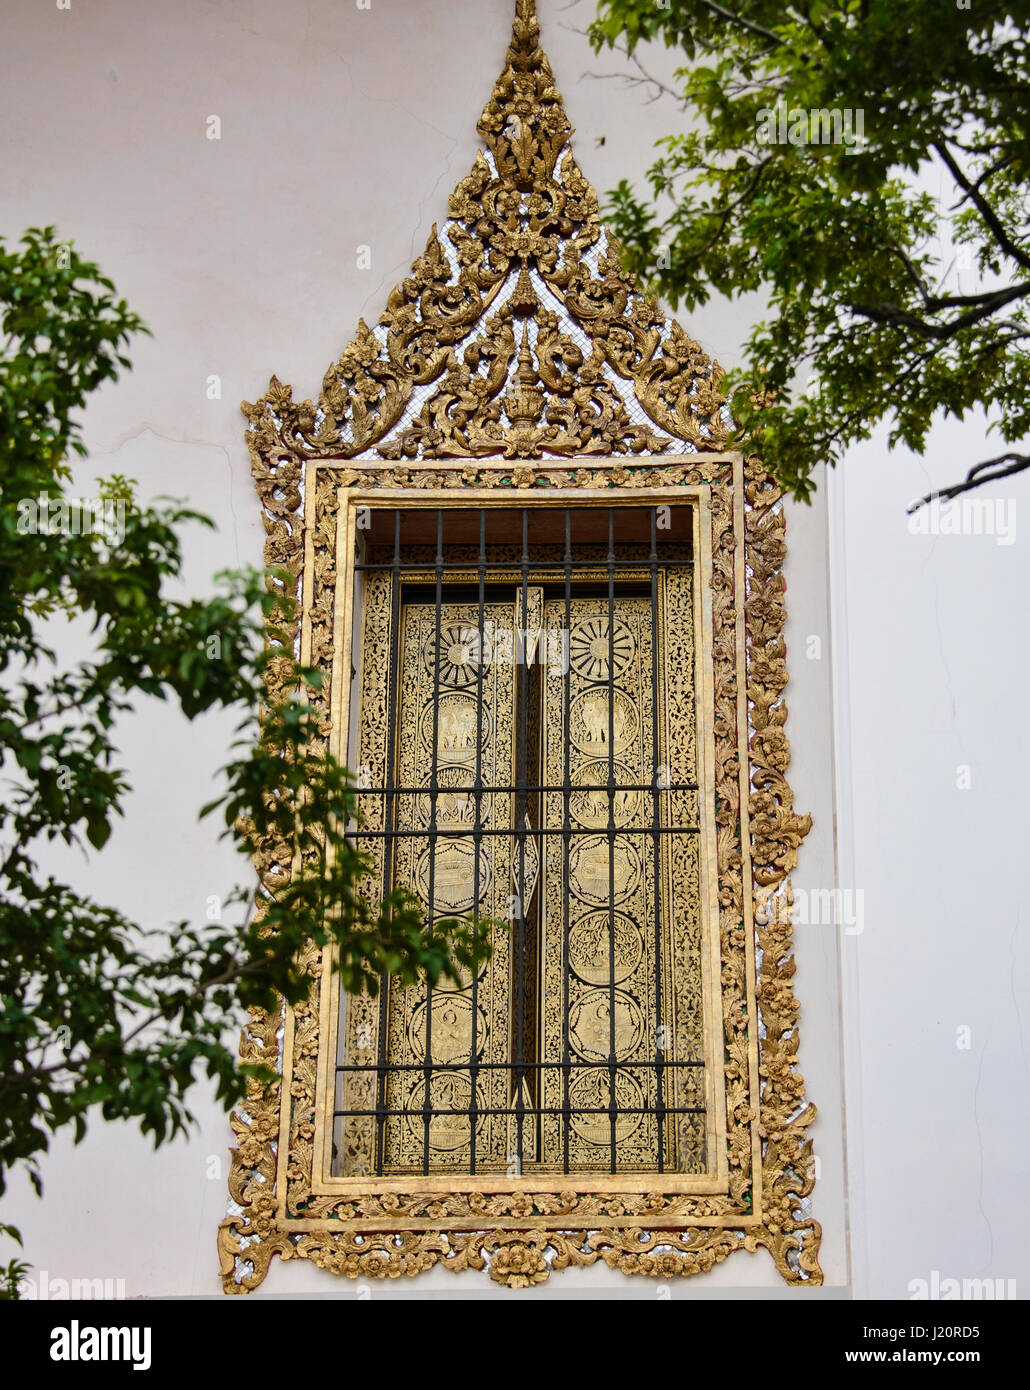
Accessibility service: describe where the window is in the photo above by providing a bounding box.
[334,502,712,1178]
[224,0,823,1290]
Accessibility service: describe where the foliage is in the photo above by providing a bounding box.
[0,1223,27,1300]
[0,226,493,1243]
[590,1,1030,504]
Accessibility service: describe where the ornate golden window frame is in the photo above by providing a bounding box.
[219,454,821,1290]
[219,1,822,1290]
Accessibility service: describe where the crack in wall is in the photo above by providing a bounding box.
[88,422,246,570]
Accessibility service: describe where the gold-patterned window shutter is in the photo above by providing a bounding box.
[221,0,822,1291]
[334,510,707,1181]
[345,583,521,1177]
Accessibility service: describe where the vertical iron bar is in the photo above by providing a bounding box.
[561,507,573,1174]
[469,510,486,1174]
[374,509,403,1176]
[606,507,617,1173]
[650,507,666,1172]
[422,508,445,1175]
[514,508,530,1170]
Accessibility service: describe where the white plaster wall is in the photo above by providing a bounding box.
[829,415,1030,1300]
[2,0,855,1298]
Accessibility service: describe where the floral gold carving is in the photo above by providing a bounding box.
[222,0,822,1292]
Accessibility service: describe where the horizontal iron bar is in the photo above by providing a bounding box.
[335,1060,705,1072]
[355,782,699,795]
[353,558,687,574]
[333,1105,707,1119]
[350,825,701,839]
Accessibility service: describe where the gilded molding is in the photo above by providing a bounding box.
[222,0,821,1292]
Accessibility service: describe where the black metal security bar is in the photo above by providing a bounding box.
[344,506,704,1177]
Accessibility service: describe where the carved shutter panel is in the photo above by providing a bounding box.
[381,597,519,1173]
[538,577,705,1172]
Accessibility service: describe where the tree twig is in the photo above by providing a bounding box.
[932,140,1030,273]
[847,281,1029,339]
[908,452,1030,510]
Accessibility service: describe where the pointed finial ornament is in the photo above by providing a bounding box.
[505,320,545,429]
[478,0,572,190]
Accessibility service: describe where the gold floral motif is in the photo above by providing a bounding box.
[224,0,821,1292]
[240,0,725,473]
[488,1238,551,1289]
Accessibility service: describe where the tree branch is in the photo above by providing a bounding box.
[847,281,1030,339]
[669,157,773,265]
[694,0,785,48]
[948,152,1017,205]
[932,140,1030,272]
[908,452,1030,510]
[0,955,265,1092]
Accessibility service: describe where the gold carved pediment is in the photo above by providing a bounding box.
[242,0,727,475]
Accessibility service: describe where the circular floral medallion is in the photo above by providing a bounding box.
[568,1067,644,1148]
[423,620,483,688]
[568,909,643,986]
[567,834,641,907]
[568,614,635,683]
[420,692,492,766]
[409,994,487,1063]
[413,765,490,828]
[404,1073,477,1153]
[414,835,492,914]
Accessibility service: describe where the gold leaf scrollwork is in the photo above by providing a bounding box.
[225,0,822,1293]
